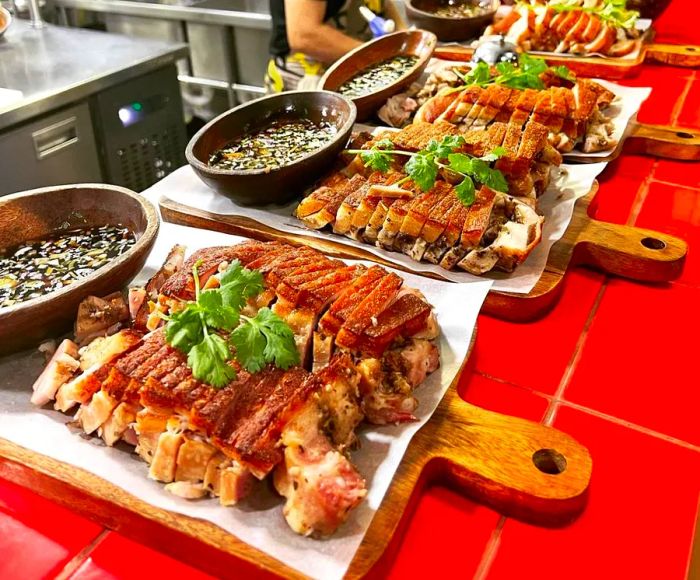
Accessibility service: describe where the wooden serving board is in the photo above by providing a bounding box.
[434,41,700,80]
[158,181,687,322]
[0,335,593,579]
[568,120,700,163]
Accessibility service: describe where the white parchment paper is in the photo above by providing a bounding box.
[0,222,492,580]
[145,162,606,293]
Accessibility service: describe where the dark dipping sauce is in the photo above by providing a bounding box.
[0,225,136,309]
[339,55,419,98]
[208,117,338,172]
[431,3,488,18]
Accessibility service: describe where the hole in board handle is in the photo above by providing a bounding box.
[676,131,695,139]
[641,237,666,250]
[532,449,567,475]
[686,47,697,52]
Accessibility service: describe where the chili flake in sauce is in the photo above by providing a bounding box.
[0,225,136,309]
[339,55,419,99]
[208,117,338,172]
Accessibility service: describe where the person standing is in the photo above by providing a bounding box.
[266,0,386,92]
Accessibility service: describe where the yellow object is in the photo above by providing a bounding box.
[266,58,285,93]
[287,52,324,76]
[363,0,383,14]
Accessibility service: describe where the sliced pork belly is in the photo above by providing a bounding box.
[295,174,367,230]
[458,194,543,274]
[31,339,80,406]
[484,2,637,58]
[42,241,440,535]
[407,189,459,261]
[274,400,367,536]
[394,181,453,255]
[349,172,404,240]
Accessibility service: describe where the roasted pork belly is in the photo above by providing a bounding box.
[37,241,440,536]
[485,1,639,58]
[415,72,618,155]
[295,121,555,275]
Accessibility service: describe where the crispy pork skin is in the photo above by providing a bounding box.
[40,241,440,536]
[296,122,556,275]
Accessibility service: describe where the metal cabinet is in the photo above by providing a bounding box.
[0,102,102,196]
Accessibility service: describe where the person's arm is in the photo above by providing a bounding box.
[285,0,362,64]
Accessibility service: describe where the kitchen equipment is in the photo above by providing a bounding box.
[0,326,593,579]
[159,179,687,322]
[91,65,187,192]
[320,30,437,121]
[0,103,102,196]
[405,0,499,42]
[0,184,159,354]
[186,91,356,205]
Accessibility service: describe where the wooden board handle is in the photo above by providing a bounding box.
[403,388,592,525]
[644,43,700,67]
[627,122,700,160]
[575,219,687,281]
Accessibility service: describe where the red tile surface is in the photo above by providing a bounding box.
[486,406,700,580]
[0,479,102,579]
[69,532,216,580]
[617,65,692,126]
[2,3,700,576]
[592,154,654,224]
[458,372,549,422]
[676,77,700,130]
[653,159,700,190]
[386,486,500,580]
[565,279,700,446]
[474,269,604,394]
[653,1,699,45]
[634,181,700,287]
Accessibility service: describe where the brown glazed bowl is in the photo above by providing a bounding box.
[626,0,672,20]
[186,91,356,206]
[319,30,437,121]
[406,0,499,42]
[0,184,159,355]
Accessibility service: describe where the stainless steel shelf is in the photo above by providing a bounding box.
[0,20,188,131]
[51,0,272,30]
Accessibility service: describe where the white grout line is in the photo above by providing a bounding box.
[555,399,700,453]
[54,529,109,580]
[473,516,507,580]
[670,71,697,126]
[543,280,609,426]
[649,177,700,193]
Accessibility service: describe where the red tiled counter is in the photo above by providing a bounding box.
[2,2,699,578]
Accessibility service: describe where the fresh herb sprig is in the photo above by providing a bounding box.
[450,54,573,93]
[346,135,508,207]
[538,0,639,30]
[164,260,299,388]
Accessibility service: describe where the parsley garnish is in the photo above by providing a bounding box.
[540,0,639,30]
[346,136,508,206]
[164,260,299,388]
[449,54,574,93]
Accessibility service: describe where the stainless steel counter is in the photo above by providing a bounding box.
[51,0,271,30]
[0,19,188,131]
